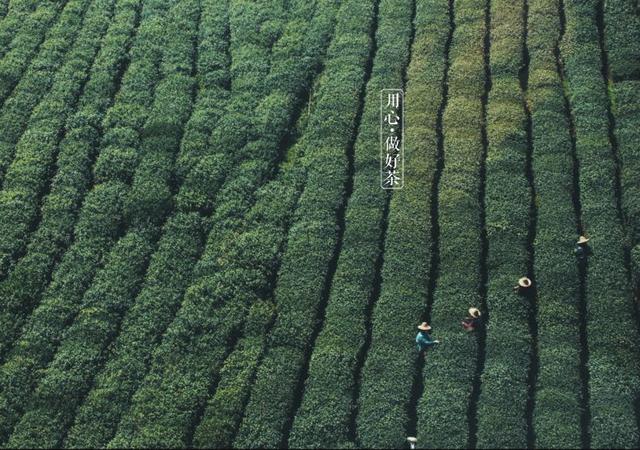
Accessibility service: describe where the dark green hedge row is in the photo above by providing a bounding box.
[0,0,38,54]
[561,0,640,446]
[0,0,71,106]
[64,2,230,447]
[232,1,376,448]
[191,300,275,449]
[0,0,90,187]
[605,0,640,261]
[0,0,141,368]
[191,161,307,449]
[4,2,200,447]
[476,0,531,447]
[416,0,485,447]
[108,2,341,447]
[528,0,582,447]
[0,1,38,57]
[603,0,640,81]
[355,0,447,446]
[0,0,175,442]
[287,0,413,446]
[107,167,306,448]
[172,0,286,186]
[0,0,6,19]
[613,82,640,260]
[0,0,115,279]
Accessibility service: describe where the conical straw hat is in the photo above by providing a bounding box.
[577,235,590,244]
[469,307,481,318]
[518,277,532,288]
[417,322,432,331]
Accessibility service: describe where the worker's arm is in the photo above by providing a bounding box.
[417,333,438,347]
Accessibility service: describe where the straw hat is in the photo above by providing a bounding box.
[468,307,481,318]
[407,437,418,444]
[518,277,532,288]
[577,235,590,245]
[417,322,432,331]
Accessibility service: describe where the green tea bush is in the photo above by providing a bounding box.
[0,0,90,185]
[0,0,71,105]
[0,0,175,442]
[528,0,582,447]
[288,0,413,446]
[0,0,116,280]
[355,0,448,447]
[417,0,486,447]
[561,0,640,446]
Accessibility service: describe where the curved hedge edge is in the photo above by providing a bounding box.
[561,0,640,446]
[0,0,90,189]
[63,2,230,448]
[4,2,201,447]
[191,161,307,449]
[286,0,414,447]
[0,0,176,442]
[232,1,377,447]
[105,1,342,447]
[0,0,72,106]
[0,0,116,282]
[527,0,583,447]
[415,0,486,447]
[0,0,142,369]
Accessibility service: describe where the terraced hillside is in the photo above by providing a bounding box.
[0,0,638,448]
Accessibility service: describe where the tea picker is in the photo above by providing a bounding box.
[407,436,418,449]
[575,235,591,261]
[416,322,439,359]
[461,307,482,332]
[513,276,532,294]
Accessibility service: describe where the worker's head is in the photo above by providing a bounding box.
[518,277,532,288]
[577,235,590,245]
[417,322,432,332]
[468,307,481,318]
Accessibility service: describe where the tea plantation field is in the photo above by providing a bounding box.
[0,0,638,448]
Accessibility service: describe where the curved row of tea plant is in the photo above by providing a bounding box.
[191,150,308,448]
[604,0,640,302]
[0,0,142,372]
[528,0,583,446]
[232,1,377,447]
[561,0,640,446]
[66,0,292,444]
[476,0,532,446]
[107,1,342,447]
[287,0,414,446]
[355,0,448,446]
[64,1,230,447]
[4,2,201,446]
[416,0,486,446]
[0,0,115,281]
[0,0,176,442]
[0,0,71,106]
[612,81,640,291]
[603,0,640,81]
[0,0,90,188]
[0,1,42,59]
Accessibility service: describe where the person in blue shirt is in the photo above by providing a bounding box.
[416,322,439,358]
